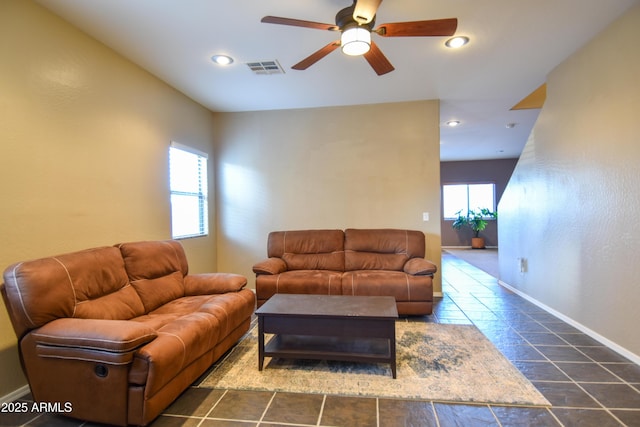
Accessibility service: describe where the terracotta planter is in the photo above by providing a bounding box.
[471,237,486,249]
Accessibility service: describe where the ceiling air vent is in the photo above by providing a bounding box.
[246,60,285,75]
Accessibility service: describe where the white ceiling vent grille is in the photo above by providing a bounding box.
[246,60,285,75]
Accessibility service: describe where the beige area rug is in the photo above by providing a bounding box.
[200,322,550,406]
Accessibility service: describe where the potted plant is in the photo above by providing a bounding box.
[451,208,497,249]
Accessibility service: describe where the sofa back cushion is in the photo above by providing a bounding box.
[344,229,426,271]
[2,246,145,338]
[117,240,188,312]
[268,230,345,271]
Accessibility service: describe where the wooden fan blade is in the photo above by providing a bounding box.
[261,16,338,31]
[353,0,383,24]
[376,18,458,37]
[363,41,394,75]
[292,41,341,70]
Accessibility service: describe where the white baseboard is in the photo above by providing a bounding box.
[0,384,30,405]
[498,280,640,365]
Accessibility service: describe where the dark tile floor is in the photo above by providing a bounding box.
[3,252,640,426]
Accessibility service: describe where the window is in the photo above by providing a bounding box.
[169,142,208,239]
[443,183,495,219]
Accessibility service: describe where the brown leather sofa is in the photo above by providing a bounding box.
[253,229,437,315]
[1,240,255,426]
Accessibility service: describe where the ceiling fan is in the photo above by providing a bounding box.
[261,0,458,75]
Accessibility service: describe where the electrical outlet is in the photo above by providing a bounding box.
[422,212,429,221]
[518,258,528,273]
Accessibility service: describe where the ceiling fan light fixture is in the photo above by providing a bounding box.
[341,25,371,56]
[445,36,469,49]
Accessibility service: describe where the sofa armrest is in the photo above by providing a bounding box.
[403,258,438,276]
[30,318,157,353]
[252,257,287,275]
[184,273,247,295]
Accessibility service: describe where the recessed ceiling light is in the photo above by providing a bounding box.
[446,120,461,127]
[445,36,469,49]
[211,55,234,65]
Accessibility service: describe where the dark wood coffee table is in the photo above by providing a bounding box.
[255,294,399,378]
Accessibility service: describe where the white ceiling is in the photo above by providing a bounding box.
[37,0,638,161]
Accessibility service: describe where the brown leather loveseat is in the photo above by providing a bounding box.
[253,229,437,315]
[1,240,255,426]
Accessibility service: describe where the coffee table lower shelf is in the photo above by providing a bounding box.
[263,334,394,374]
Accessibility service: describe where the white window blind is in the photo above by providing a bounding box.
[169,142,208,239]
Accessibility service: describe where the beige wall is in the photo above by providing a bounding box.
[499,4,640,358]
[213,101,442,292]
[0,0,218,396]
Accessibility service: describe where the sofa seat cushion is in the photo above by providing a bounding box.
[256,270,343,302]
[128,290,255,397]
[196,290,256,339]
[128,299,220,392]
[341,270,432,302]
